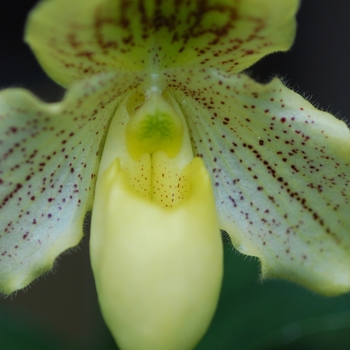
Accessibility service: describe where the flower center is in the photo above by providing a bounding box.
[126,94,183,159]
[98,90,194,208]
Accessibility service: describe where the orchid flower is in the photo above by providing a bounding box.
[1,0,350,348]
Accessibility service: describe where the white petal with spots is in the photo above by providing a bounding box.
[0,71,142,294]
[168,70,350,295]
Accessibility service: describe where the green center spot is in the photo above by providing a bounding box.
[137,111,174,141]
[126,94,184,159]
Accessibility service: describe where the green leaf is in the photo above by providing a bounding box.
[0,302,78,350]
[196,240,350,350]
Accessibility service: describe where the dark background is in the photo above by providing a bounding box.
[0,1,350,349]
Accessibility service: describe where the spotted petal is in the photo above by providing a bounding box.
[0,72,142,294]
[168,70,350,296]
[26,0,298,87]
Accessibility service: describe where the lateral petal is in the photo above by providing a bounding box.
[168,70,350,295]
[0,72,139,293]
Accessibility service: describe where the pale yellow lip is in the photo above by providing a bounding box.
[90,92,223,350]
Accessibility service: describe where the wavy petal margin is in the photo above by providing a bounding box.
[0,72,142,294]
[26,0,298,87]
[168,70,350,296]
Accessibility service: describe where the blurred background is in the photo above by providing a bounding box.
[0,1,350,349]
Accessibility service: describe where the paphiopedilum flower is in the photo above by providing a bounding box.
[1,0,350,348]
